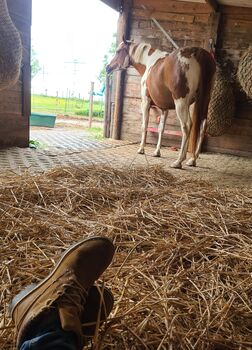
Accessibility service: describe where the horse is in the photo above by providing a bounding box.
[106,39,216,169]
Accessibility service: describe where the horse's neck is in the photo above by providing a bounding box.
[129,43,150,66]
[131,61,146,76]
[129,44,167,75]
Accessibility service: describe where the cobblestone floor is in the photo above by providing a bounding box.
[30,129,111,153]
[0,128,134,174]
[0,127,251,188]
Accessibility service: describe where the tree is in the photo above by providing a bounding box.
[98,33,117,84]
[31,46,41,79]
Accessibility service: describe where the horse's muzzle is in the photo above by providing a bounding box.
[106,65,113,75]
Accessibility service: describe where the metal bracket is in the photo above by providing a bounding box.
[141,5,179,49]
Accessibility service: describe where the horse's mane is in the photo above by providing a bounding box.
[129,43,152,63]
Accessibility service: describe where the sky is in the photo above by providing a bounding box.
[31,0,118,98]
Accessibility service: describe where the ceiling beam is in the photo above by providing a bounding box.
[205,0,219,12]
[99,0,121,12]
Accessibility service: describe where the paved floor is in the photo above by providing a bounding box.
[0,128,134,174]
[30,129,111,152]
[0,127,251,188]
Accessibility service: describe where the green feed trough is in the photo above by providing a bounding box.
[30,113,56,128]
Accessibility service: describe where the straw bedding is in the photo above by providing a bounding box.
[0,165,251,350]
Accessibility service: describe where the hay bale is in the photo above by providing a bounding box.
[237,46,252,99]
[0,165,251,349]
[207,65,235,137]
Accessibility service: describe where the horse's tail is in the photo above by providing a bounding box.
[189,50,216,155]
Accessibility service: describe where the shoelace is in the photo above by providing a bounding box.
[58,276,89,314]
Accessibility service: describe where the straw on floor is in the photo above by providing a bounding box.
[0,165,251,350]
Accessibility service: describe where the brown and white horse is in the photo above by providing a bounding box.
[106,39,216,169]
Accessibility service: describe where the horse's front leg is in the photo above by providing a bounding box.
[154,110,168,157]
[137,96,151,155]
[171,100,191,169]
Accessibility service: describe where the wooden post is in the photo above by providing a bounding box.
[22,63,31,119]
[111,0,132,140]
[205,0,219,12]
[89,81,94,128]
[55,91,59,114]
[104,74,112,138]
[112,70,125,139]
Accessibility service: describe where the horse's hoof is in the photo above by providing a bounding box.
[137,148,145,155]
[170,161,182,169]
[186,158,196,167]
[153,151,161,157]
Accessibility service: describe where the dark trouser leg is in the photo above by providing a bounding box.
[19,310,80,350]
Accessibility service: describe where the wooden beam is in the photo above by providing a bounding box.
[112,0,132,140]
[103,74,112,138]
[205,0,219,12]
[203,11,221,53]
[99,0,121,12]
[88,81,94,128]
[22,63,31,123]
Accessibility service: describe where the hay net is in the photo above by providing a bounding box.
[207,64,235,137]
[0,0,22,91]
[237,46,252,99]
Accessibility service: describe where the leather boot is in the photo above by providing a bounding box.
[11,236,115,348]
[82,284,114,339]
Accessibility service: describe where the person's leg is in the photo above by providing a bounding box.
[10,237,115,349]
[20,331,77,350]
[18,285,114,350]
[19,309,78,350]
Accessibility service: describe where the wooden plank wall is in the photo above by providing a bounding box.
[205,5,252,156]
[119,0,252,156]
[0,0,31,148]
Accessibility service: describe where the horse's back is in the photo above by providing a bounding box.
[146,46,216,109]
[165,47,215,99]
[174,47,216,82]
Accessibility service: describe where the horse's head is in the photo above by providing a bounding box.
[106,37,132,74]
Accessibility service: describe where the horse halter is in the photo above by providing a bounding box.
[117,42,131,71]
[106,41,132,74]
[120,55,130,71]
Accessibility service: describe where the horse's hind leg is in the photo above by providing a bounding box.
[154,110,168,157]
[171,99,191,169]
[186,119,207,166]
[138,96,151,155]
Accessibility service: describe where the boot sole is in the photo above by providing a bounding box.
[11,236,114,318]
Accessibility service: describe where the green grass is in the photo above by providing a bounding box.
[31,94,104,119]
[29,139,48,149]
[87,126,104,140]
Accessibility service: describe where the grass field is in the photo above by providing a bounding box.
[31,94,104,118]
